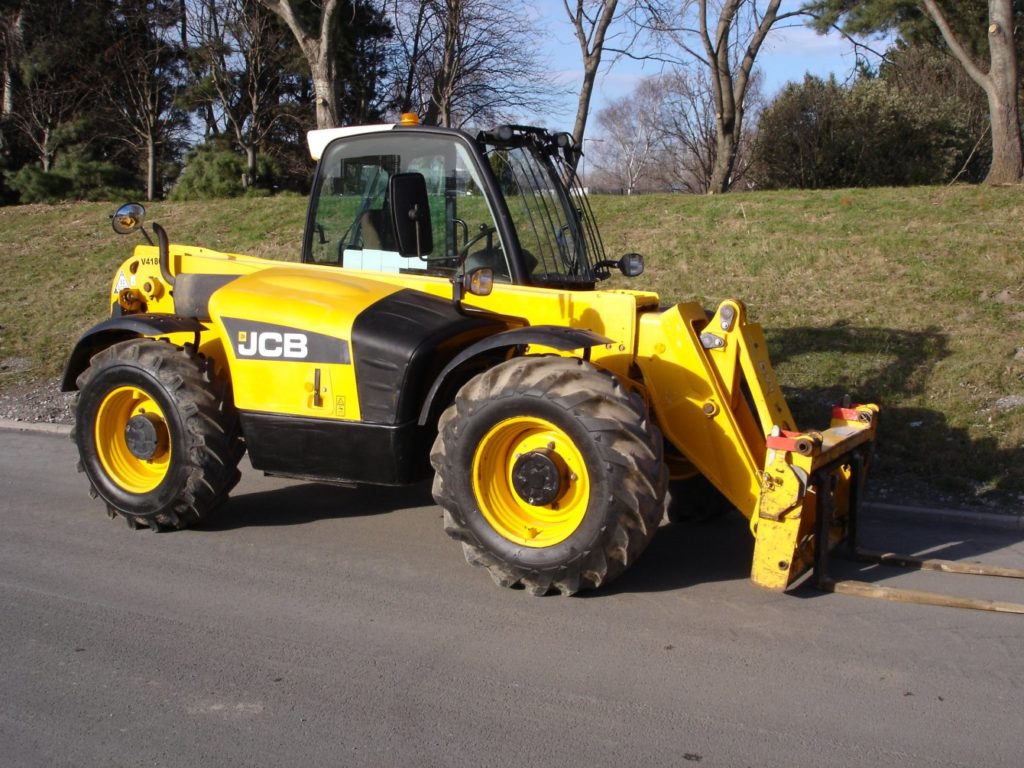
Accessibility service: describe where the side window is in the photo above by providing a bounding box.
[307,134,512,281]
[489,147,578,281]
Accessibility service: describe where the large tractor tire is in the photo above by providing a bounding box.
[431,356,668,596]
[73,339,244,530]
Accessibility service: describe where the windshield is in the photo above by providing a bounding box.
[482,130,609,286]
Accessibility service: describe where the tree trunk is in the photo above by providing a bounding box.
[921,0,1022,184]
[567,0,619,162]
[259,0,340,129]
[982,4,1022,183]
[424,0,461,128]
[311,60,338,129]
[708,125,737,194]
[38,123,52,172]
[573,58,599,154]
[2,9,24,120]
[698,0,784,193]
[705,14,738,194]
[245,143,257,189]
[146,133,157,201]
[985,81,1023,184]
[1,56,12,119]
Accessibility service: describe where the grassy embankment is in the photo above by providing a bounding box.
[1,187,1021,509]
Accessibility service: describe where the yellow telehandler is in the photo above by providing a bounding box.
[63,116,880,597]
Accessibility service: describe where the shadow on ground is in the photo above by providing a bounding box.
[193,320,1020,600]
[596,513,755,596]
[197,479,435,531]
[767,322,1023,508]
[605,508,1022,601]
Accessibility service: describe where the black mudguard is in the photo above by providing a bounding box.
[61,314,207,392]
[417,325,612,425]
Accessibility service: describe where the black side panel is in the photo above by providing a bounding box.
[351,289,505,424]
[241,412,429,485]
[173,274,238,321]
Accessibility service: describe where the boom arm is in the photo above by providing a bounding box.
[637,299,878,590]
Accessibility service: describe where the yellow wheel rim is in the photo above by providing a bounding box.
[471,416,590,547]
[94,386,171,494]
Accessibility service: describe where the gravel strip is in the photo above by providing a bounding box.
[0,377,76,425]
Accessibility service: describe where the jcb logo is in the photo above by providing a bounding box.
[237,331,308,359]
[223,318,350,365]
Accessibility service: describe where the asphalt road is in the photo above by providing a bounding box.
[2,428,1023,768]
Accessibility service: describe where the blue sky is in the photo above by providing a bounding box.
[526,4,879,130]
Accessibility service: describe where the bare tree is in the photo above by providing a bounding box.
[644,0,803,192]
[654,65,763,191]
[258,0,343,128]
[589,78,664,193]
[387,0,556,128]
[189,0,298,188]
[105,1,187,201]
[655,68,716,191]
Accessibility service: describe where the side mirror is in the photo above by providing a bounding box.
[594,252,644,279]
[452,267,493,305]
[388,172,433,257]
[465,267,493,297]
[112,202,146,235]
[618,252,644,277]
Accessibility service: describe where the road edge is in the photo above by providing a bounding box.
[863,502,1023,531]
[1,418,72,436]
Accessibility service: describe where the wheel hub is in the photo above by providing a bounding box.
[511,448,564,506]
[124,413,164,460]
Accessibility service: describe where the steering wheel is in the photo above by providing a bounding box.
[458,225,497,261]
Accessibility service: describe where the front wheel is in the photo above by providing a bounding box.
[431,356,668,595]
[73,339,244,530]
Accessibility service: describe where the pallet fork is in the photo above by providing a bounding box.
[817,504,1024,615]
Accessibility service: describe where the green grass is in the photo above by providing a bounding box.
[1,187,1022,509]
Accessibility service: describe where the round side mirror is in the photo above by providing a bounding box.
[618,252,644,278]
[111,202,146,235]
[466,267,494,297]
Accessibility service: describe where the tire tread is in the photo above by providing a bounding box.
[431,356,667,595]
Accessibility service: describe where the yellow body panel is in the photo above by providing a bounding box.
[339,268,660,380]
[208,267,407,419]
[107,243,269,316]
[107,246,662,421]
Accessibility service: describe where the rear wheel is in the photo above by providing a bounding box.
[431,356,667,595]
[73,339,244,530]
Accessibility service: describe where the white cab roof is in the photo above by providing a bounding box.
[306,124,397,161]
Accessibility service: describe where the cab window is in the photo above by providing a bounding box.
[306,133,511,281]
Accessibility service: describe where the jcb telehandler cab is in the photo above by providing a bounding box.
[63,117,878,597]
